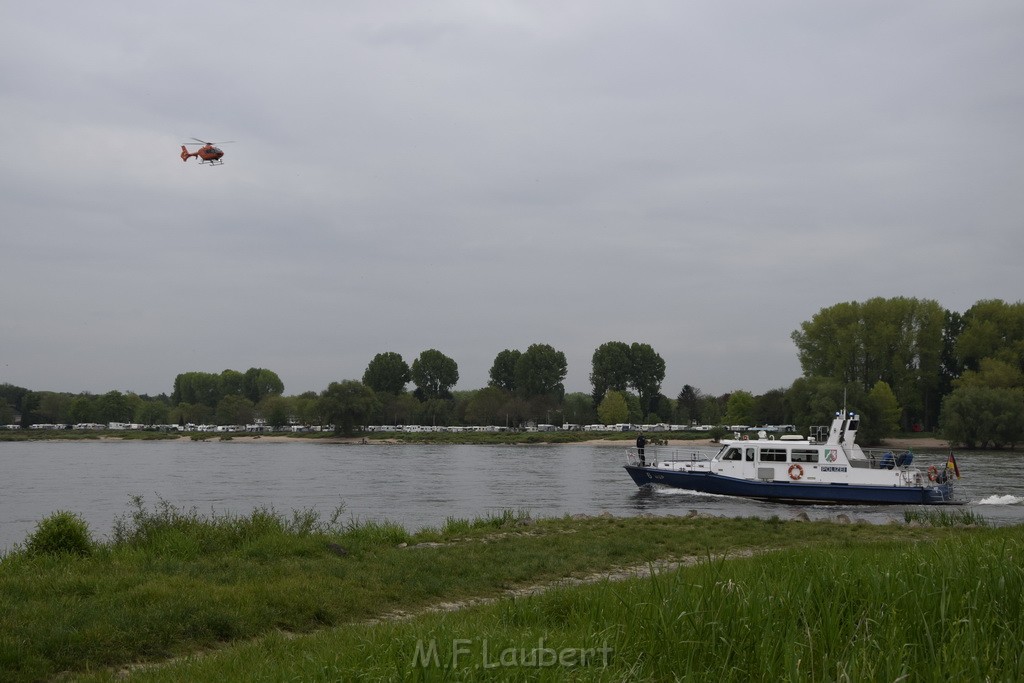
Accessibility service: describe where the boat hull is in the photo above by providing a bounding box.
[624,465,961,505]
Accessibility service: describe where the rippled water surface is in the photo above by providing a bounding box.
[2,440,1022,551]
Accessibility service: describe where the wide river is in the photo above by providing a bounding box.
[2,440,1023,552]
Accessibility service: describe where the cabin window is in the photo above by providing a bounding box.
[791,448,819,463]
[722,447,743,461]
[759,448,787,462]
[746,448,754,462]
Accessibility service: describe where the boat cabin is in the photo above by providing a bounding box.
[707,412,920,485]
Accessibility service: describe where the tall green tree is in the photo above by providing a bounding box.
[0,384,29,416]
[859,381,901,445]
[322,381,379,435]
[0,399,13,425]
[939,310,966,400]
[955,357,1024,390]
[19,391,39,427]
[625,392,643,424]
[791,297,945,428]
[260,395,291,430]
[362,352,411,395]
[588,341,665,418]
[956,299,1024,373]
[173,402,213,425]
[590,342,632,406]
[291,391,320,426]
[629,343,666,417]
[67,396,95,424]
[723,390,755,425]
[374,392,420,426]
[676,385,703,424]
[753,389,787,425]
[171,372,222,407]
[515,343,567,399]
[597,390,629,425]
[488,349,522,392]
[418,398,452,427]
[243,368,284,404]
[464,387,511,426]
[37,392,72,424]
[522,394,561,425]
[644,394,675,425]
[561,392,596,426]
[95,391,132,424]
[220,369,246,397]
[699,394,725,425]
[215,395,256,426]
[502,396,531,429]
[411,349,459,400]
[135,400,169,427]
[941,385,1024,449]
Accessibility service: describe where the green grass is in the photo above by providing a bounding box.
[0,498,1002,681]
[78,526,1024,682]
[904,507,989,527]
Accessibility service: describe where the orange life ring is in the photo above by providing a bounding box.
[788,463,804,481]
[927,465,938,482]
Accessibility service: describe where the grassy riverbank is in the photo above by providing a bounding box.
[112,529,1024,682]
[0,498,1010,681]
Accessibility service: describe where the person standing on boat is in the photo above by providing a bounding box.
[636,431,647,466]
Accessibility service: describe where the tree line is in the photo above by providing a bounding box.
[791,297,1024,448]
[3,298,1023,447]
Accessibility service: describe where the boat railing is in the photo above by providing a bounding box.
[860,449,919,471]
[626,447,714,467]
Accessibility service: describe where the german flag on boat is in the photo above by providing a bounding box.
[947,452,961,479]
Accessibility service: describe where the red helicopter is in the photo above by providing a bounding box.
[180,138,234,165]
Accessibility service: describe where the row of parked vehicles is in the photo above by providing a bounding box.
[5,421,799,434]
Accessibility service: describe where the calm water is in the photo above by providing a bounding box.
[2,440,1023,552]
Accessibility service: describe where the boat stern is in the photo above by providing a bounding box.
[923,482,965,505]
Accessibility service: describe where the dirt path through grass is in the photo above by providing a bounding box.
[367,547,760,625]
[115,546,760,679]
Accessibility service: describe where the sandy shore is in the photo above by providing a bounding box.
[878,436,951,450]
[200,435,367,444]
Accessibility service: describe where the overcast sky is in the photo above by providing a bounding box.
[2,1,1022,400]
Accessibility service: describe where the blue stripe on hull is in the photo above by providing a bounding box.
[625,466,959,505]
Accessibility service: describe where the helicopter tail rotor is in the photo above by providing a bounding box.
[180,145,192,162]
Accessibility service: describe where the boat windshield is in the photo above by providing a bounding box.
[721,447,743,461]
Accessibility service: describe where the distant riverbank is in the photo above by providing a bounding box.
[0,431,954,450]
[879,436,951,449]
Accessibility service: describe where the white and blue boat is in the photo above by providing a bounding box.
[625,412,962,505]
